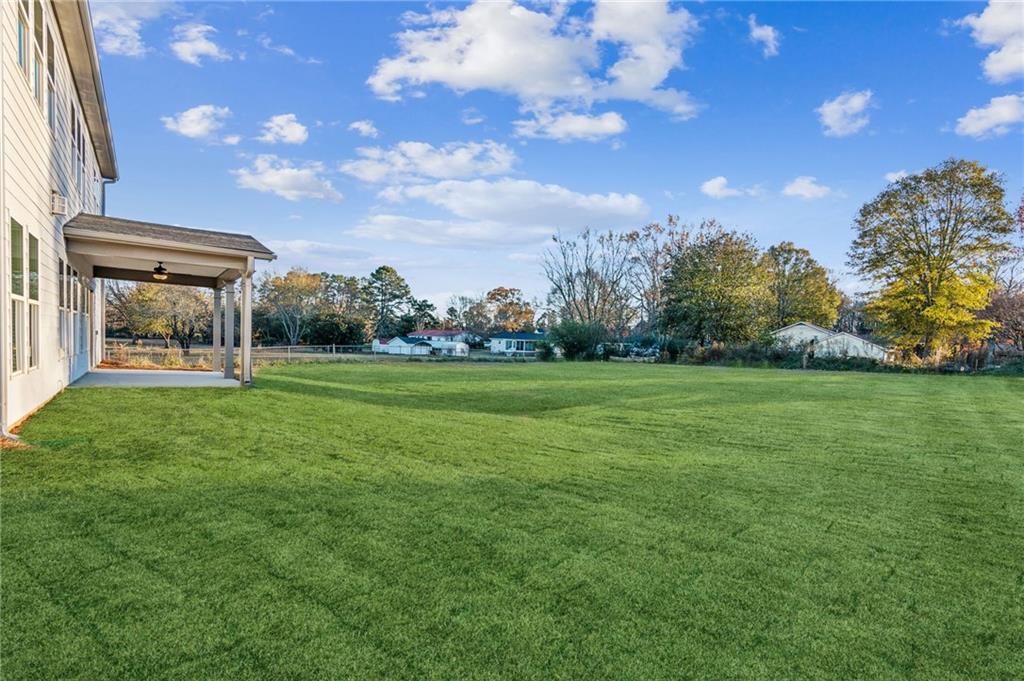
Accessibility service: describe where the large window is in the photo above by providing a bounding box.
[28,235,39,368]
[16,2,29,77]
[10,220,25,373]
[32,0,43,105]
[46,30,55,131]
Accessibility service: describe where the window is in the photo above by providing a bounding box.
[58,257,65,308]
[32,1,43,104]
[11,301,23,373]
[58,257,66,354]
[46,30,55,130]
[29,304,39,368]
[28,235,38,301]
[72,270,79,312]
[17,4,29,76]
[27,234,39,369]
[10,219,26,373]
[10,220,24,296]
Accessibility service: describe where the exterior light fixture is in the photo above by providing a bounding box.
[152,262,169,281]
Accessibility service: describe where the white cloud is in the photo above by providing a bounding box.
[748,14,780,57]
[258,114,309,144]
[782,176,832,199]
[955,94,1024,138]
[958,1,1024,84]
[232,155,342,201]
[514,110,627,142]
[461,108,485,125]
[380,178,646,227]
[256,35,322,65]
[161,104,231,140]
[884,170,909,182]
[816,90,873,137]
[353,178,647,247]
[91,1,174,57]
[222,134,241,146]
[340,140,517,183]
[170,23,231,66]
[367,0,699,132]
[266,239,370,259]
[348,120,380,138]
[700,176,743,199]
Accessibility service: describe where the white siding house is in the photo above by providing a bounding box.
[372,337,433,355]
[1,0,110,431]
[488,332,546,356]
[1,1,274,434]
[817,332,889,361]
[770,322,889,361]
[408,328,472,343]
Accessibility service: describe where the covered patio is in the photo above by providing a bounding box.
[64,213,276,386]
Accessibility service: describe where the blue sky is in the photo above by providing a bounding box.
[92,0,1024,306]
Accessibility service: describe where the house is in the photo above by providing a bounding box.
[817,332,889,361]
[408,328,472,343]
[770,322,834,347]
[1,1,274,435]
[770,322,889,361]
[372,336,469,357]
[489,331,546,356]
[372,337,433,355]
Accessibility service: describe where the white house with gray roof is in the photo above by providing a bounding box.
[770,322,889,361]
[1,1,274,435]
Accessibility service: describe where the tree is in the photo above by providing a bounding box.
[661,222,773,344]
[360,266,411,337]
[984,192,1024,349]
[626,217,685,335]
[403,298,439,332]
[762,242,841,329]
[543,229,636,336]
[105,281,164,339]
[486,287,535,332]
[257,269,323,345]
[848,159,1015,358]
[159,286,211,353]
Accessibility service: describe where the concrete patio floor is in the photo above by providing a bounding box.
[72,369,240,388]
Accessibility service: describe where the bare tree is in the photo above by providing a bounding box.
[543,229,637,336]
[625,216,686,336]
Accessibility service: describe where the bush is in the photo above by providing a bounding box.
[534,340,556,362]
[549,321,607,361]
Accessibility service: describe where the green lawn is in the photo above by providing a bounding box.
[2,363,1022,679]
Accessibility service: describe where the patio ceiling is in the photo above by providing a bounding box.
[63,213,275,288]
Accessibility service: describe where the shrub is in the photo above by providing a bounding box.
[534,340,556,362]
[549,321,607,361]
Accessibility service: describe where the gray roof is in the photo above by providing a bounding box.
[64,213,275,258]
[490,331,546,340]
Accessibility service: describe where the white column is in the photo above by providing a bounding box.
[223,285,235,379]
[212,287,222,373]
[241,260,254,384]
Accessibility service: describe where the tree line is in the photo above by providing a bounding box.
[106,265,539,349]
[541,159,1023,362]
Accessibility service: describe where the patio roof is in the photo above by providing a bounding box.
[64,213,275,287]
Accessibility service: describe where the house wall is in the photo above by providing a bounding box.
[2,0,104,428]
[818,334,887,360]
[772,324,832,347]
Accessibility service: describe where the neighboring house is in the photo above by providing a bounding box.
[770,322,889,361]
[817,332,889,361]
[408,328,472,343]
[770,322,834,347]
[489,331,546,356]
[372,337,433,355]
[1,1,274,434]
[373,336,469,357]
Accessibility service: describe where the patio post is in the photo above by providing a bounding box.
[224,285,235,379]
[240,257,254,385]
[212,287,222,373]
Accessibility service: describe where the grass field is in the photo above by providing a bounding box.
[2,363,1022,679]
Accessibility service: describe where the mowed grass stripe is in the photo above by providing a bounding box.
[2,362,1022,679]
